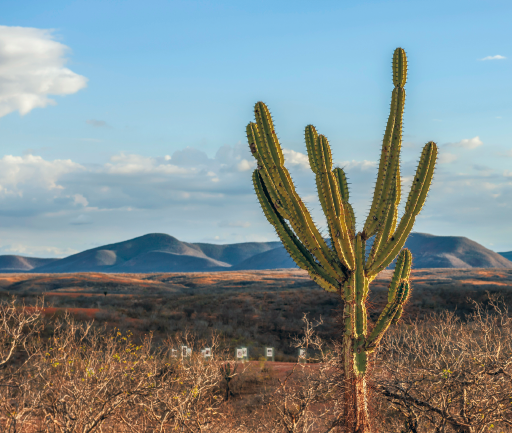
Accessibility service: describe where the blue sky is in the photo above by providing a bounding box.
[0,0,511,257]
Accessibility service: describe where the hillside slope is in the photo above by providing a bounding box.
[192,241,281,265]
[232,233,512,270]
[33,233,230,273]
[0,232,507,273]
[231,247,297,270]
[404,233,512,268]
[0,256,58,272]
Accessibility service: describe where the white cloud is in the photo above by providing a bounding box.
[0,154,83,194]
[447,136,483,149]
[338,160,377,171]
[479,55,506,61]
[0,143,258,219]
[283,149,310,169]
[105,153,191,175]
[73,194,88,207]
[0,26,87,117]
[3,141,512,255]
[236,159,253,172]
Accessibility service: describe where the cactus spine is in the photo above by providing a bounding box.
[247,48,437,432]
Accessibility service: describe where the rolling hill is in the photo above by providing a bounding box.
[0,256,58,272]
[229,233,512,271]
[0,232,510,273]
[400,233,512,268]
[231,246,297,270]
[22,233,280,273]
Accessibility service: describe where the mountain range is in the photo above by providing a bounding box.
[0,232,511,273]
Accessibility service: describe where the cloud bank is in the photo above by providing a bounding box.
[1,141,511,255]
[447,136,483,149]
[0,26,87,117]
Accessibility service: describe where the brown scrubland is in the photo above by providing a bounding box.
[0,269,511,432]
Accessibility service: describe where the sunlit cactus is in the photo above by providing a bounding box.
[246,48,437,431]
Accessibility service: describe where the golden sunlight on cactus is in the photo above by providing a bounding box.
[246,48,437,432]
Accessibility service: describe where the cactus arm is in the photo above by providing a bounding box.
[247,123,290,220]
[403,142,438,218]
[366,182,397,267]
[363,48,407,237]
[392,47,408,88]
[366,87,405,237]
[366,141,437,278]
[333,168,356,238]
[305,127,355,270]
[304,124,320,173]
[249,103,345,280]
[391,306,404,324]
[390,253,413,326]
[365,279,410,351]
[386,249,412,302]
[253,171,340,292]
[307,130,355,250]
[253,103,342,276]
[363,88,398,235]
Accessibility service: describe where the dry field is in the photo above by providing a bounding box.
[1,270,511,432]
[1,268,511,358]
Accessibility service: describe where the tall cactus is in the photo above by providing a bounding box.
[246,48,437,432]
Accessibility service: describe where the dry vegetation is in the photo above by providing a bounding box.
[1,268,512,361]
[375,296,512,432]
[1,287,511,432]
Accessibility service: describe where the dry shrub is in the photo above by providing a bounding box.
[374,295,512,433]
[2,295,512,433]
[0,299,235,433]
[0,297,44,431]
[245,315,344,433]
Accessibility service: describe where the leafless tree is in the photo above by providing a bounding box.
[31,317,157,433]
[133,331,228,432]
[0,296,43,368]
[374,296,512,433]
[0,297,44,432]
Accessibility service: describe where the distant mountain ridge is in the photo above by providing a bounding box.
[29,234,281,273]
[0,233,510,273]
[0,256,59,273]
[401,233,512,268]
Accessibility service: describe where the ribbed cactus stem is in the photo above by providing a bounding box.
[246,47,437,432]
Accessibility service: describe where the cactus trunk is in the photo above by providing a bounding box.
[246,48,437,432]
[344,337,371,433]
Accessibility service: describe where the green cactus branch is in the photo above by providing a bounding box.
[246,47,437,392]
